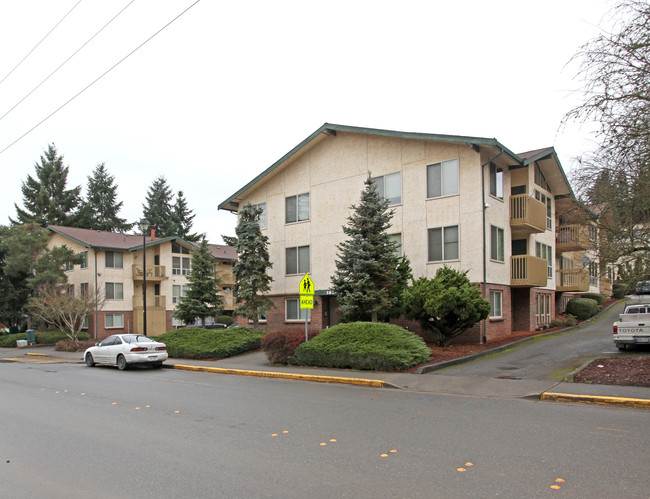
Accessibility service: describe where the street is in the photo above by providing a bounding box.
[2,358,648,498]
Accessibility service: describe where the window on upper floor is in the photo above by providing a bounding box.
[388,233,402,258]
[253,202,267,229]
[286,246,310,275]
[173,256,191,275]
[534,190,553,230]
[106,282,123,300]
[66,284,74,296]
[172,241,191,254]
[80,283,89,296]
[80,251,88,269]
[427,159,459,199]
[534,163,550,191]
[535,242,553,278]
[490,225,505,262]
[285,193,310,224]
[371,172,402,206]
[105,251,123,269]
[428,225,459,262]
[489,163,503,199]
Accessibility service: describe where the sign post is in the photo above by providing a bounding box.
[299,274,315,342]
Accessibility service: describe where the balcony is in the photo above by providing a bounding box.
[556,269,590,292]
[510,194,546,236]
[556,225,589,252]
[133,295,167,309]
[222,296,236,311]
[511,255,548,287]
[600,276,613,296]
[217,269,235,285]
[132,264,166,281]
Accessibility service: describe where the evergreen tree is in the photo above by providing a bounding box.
[331,176,400,322]
[12,144,81,227]
[77,163,132,232]
[142,176,174,237]
[173,238,222,327]
[233,203,274,328]
[171,190,199,241]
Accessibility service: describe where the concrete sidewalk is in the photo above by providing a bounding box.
[3,345,649,409]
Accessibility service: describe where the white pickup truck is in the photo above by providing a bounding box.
[613,303,650,350]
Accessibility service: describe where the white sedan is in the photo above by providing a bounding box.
[84,334,168,370]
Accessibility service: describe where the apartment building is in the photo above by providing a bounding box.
[219,123,600,342]
[47,225,236,339]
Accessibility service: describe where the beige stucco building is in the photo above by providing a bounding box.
[47,226,236,339]
[219,123,601,342]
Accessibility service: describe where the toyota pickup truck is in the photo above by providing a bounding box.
[613,303,650,350]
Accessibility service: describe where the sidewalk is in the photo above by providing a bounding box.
[2,345,649,409]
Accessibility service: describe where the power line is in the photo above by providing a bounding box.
[0,0,84,86]
[0,0,201,156]
[0,0,137,122]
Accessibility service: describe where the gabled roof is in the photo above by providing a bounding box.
[208,243,237,261]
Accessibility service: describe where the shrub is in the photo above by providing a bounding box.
[566,298,600,321]
[153,327,265,359]
[0,333,25,348]
[580,293,606,305]
[216,316,234,326]
[291,322,430,371]
[55,339,96,352]
[549,315,577,328]
[36,331,90,344]
[612,283,627,299]
[261,330,317,364]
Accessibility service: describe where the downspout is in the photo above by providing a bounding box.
[94,249,99,340]
[481,149,503,344]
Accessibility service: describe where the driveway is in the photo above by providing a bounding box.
[431,300,628,381]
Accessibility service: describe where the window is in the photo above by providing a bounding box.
[371,172,402,205]
[80,282,89,296]
[489,290,502,318]
[534,163,549,191]
[172,284,190,304]
[388,233,402,257]
[589,261,598,286]
[172,241,191,254]
[427,159,459,198]
[81,315,89,329]
[286,298,308,321]
[105,251,123,268]
[172,317,183,329]
[490,225,504,262]
[535,242,553,278]
[285,193,310,223]
[106,282,123,300]
[589,224,598,248]
[105,313,124,329]
[489,163,503,199]
[427,225,459,262]
[64,260,74,272]
[535,294,551,326]
[286,246,310,275]
[80,251,88,269]
[253,202,267,229]
[534,190,552,230]
[173,256,191,275]
[66,284,74,296]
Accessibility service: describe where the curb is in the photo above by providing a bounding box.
[25,352,49,357]
[540,392,650,409]
[171,363,395,388]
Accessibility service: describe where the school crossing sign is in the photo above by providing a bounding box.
[299,273,314,309]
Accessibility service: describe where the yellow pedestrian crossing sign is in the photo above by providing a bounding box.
[299,274,314,295]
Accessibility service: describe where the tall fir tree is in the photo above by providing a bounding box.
[77,163,132,232]
[173,238,223,327]
[331,176,401,322]
[13,144,81,227]
[142,176,174,237]
[171,190,199,241]
[233,203,274,328]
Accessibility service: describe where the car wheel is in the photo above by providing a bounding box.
[85,353,95,367]
[617,344,627,351]
[117,355,128,370]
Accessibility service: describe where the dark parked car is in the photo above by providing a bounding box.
[635,281,650,295]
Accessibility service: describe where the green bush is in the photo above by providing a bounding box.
[261,329,317,364]
[566,298,601,321]
[0,330,90,347]
[216,316,234,326]
[291,322,430,371]
[153,327,265,359]
[580,293,606,305]
[549,315,577,328]
[612,283,627,299]
[0,333,25,348]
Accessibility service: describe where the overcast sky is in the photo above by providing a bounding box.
[0,0,614,243]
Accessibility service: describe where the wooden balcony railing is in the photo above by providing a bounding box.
[556,225,589,252]
[133,295,167,309]
[217,270,235,285]
[511,255,548,287]
[132,264,166,281]
[510,194,546,235]
[556,269,590,292]
[600,276,613,296]
[222,296,236,310]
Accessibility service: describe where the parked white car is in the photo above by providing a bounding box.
[84,334,168,370]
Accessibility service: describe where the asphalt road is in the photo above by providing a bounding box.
[433,300,633,381]
[2,357,648,498]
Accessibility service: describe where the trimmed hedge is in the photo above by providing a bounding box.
[580,292,606,305]
[216,315,234,326]
[291,322,431,371]
[0,331,90,348]
[153,327,265,359]
[549,315,577,328]
[261,329,317,364]
[566,298,601,321]
[612,283,627,299]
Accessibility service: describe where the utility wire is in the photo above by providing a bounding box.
[0,0,201,156]
[0,0,84,86]
[0,0,137,122]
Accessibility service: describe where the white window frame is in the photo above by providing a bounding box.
[489,290,503,319]
[105,313,124,329]
[489,163,503,199]
[285,298,308,321]
[490,225,505,262]
[371,172,402,206]
[285,193,310,224]
[172,256,191,275]
[427,225,459,262]
[105,282,124,300]
[426,159,459,199]
[535,242,553,278]
[286,245,310,275]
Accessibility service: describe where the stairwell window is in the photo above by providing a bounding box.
[253,202,267,229]
[388,233,403,257]
[80,251,88,269]
[286,246,310,275]
[427,159,459,198]
[371,172,402,205]
[428,225,459,262]
[490,225,505,262]
[286,193,310,224]
[489,163,503,199]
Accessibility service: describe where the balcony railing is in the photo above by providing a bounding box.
[217,270,235,284]
[133,295,167,309]
[556,269,590,292]
[511,255,548,287]
[600,276,613,296]
[132,264,166,281]
[223,296,236,310]
[510,194,546,235]
[556,225,589,252]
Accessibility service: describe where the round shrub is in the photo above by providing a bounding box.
[216,315,234,326]
[580,292,606,305]
[291,322,431,371]
[612,283,627,299]
[548,315,577,328]
[566,298,600,321]
[261,329,317,364]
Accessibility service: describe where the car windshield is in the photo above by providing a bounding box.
[121,335,155,344]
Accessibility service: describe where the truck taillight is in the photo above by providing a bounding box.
[613,325,617,335]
